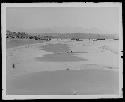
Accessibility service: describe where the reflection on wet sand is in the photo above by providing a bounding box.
[40,43,70,53]
[37,43,88,62]
[36,53,88,62]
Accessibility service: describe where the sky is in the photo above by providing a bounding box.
[6,7,119,34]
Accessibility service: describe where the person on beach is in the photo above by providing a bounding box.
[73,90,79,95]
[66,68,70,71]
[12,64,15,69]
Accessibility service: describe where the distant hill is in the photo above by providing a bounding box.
[8,27,117,34]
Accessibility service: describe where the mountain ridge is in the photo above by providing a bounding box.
[8,27,117,34]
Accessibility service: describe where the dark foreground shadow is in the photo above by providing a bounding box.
[6,69,119,95]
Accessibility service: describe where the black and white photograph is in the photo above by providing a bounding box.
[2,3,123,99]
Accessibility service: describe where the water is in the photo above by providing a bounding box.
[6,39,45,48]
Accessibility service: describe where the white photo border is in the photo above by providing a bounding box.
[2,2,123,100]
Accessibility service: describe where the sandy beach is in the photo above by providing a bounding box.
[6,39,119,95]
